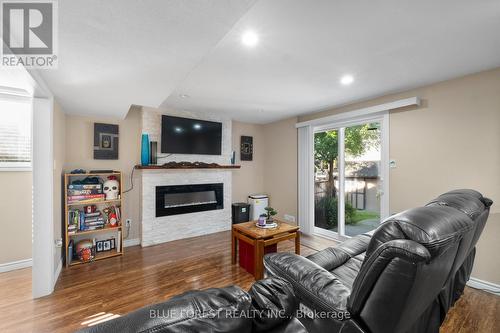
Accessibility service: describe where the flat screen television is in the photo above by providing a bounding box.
[161,115,222,155]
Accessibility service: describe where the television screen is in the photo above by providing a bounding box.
[161,115,222,155]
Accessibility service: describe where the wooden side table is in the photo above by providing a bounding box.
[231,220,300,280]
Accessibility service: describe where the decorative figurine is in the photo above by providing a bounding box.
[84,205,97,214]
[103,176,119,200]
[108,212,118,227]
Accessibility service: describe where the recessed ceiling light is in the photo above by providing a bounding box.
[179,94,190,99]
[174,127,183,133]
[340,74,354,86]
[193,123,202,130]
[241,30,259,47]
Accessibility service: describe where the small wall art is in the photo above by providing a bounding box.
[94,123,119,160]
[240,135,253,161]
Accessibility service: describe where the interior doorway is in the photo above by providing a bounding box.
[0,66,57,298]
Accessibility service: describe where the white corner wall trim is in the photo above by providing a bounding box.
[124,238,141,247]
[296,97,421,128]
[53,259,62,288]
[0,258,32,273]
[32,97,55,298]
[467,277,500,295]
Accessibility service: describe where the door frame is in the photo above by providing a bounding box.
[312,112,390,239]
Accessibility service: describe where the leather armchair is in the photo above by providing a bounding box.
[264,189,492,333]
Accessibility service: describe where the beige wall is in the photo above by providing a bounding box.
[232,121,265,202]
[263,117,298,220]
[64,109,141,240]
[0,171,32,264]
[53,101,66,271]
[232,118,298,220]
[295,67,500,284]
[63,110,266,242]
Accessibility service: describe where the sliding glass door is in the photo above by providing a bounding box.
[313,116,387,238]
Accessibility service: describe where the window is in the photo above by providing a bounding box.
[0,98,32,170]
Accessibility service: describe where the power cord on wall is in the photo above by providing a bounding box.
[121,153,172,241]
[122,166,135,194]
[122,154,172,194]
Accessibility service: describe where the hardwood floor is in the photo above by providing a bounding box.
[0,231,498,332]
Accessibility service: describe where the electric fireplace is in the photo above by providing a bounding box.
[156,183,223,217]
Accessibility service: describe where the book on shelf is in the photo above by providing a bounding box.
[115,206,121,222]
[85,216,104,223]
[86,223,104,227]
[68,184,102,191]
[117,231,121,252]
[68,189,103,196]
[85,225,104,231]
[68,194,105,203]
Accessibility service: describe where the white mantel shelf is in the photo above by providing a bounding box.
[135,164,241,170]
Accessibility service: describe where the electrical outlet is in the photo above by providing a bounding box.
[55,238,63,248]
[284,214,296,223]
[125,219,132,227]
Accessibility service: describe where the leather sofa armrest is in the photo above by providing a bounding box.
[306,234,371,271]
[306,247,351,271]
[263,252,351,315]
[248,277,299,332]
[76,286,252,333]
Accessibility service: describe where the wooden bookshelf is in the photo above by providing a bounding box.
[64,172,124,267]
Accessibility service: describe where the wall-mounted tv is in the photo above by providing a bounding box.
[161,115,222,155]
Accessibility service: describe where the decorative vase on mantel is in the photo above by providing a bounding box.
[141,133,150,166]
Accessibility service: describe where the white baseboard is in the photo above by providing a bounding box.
[467,277,500,295]
[53,259,62,288]
[124,238,140,247]
[0,258,32,273]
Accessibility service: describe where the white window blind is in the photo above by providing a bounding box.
[0,98,32,169]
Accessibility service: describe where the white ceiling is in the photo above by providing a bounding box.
[38,0,256,118]
[39,0,500,123]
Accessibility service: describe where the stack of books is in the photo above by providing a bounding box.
[68,210,106,233]
[84,211,105,230]
[68,222,77,234]
[67,184,105,203]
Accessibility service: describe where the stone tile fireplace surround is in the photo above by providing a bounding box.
[139,108,233,247]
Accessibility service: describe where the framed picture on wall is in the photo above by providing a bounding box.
[94,123,119,160]
[240,136,253,161]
